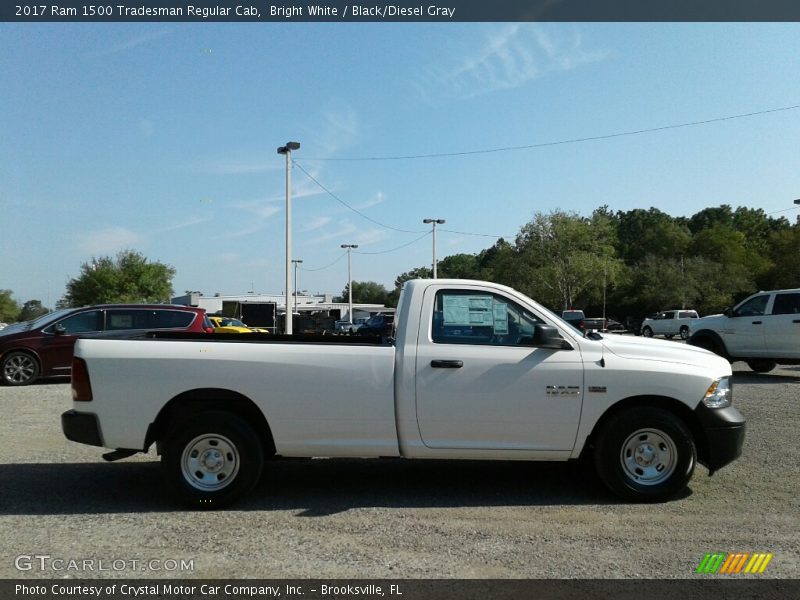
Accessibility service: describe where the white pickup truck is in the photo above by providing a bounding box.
[62,279,745,509]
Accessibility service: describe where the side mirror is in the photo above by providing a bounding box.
[723,307,733,317]
[529,324,571,350]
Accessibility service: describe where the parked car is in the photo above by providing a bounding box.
[208,315,269,333]
[0,305,210,386]
[641,310,699,340]
[335,317,369,334]
[584,317,625,333]
[357,314,394,338]
[688,288,800,372]
[561,309,585,332]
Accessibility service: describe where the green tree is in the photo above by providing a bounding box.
[335,281,389,305]
[17,299,49,322]
[386,267,432,307]
[615,208,691,263]
[63,250,176,307]
[515,210,622,310]
[0,290,20,322]
[763,226,800,289]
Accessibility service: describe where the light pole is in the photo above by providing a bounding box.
[292,259,303,316]
[423,218,445,278]
[277,141,300,334]
[341,244,359,324]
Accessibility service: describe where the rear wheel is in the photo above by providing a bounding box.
[162,411,263,509]
[1,351,40,386]
[594,408,696,502]
[642,326,653,338]
[746,360,776,373]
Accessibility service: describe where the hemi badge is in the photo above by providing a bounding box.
[546,385,581,396]
[588,386,607,393]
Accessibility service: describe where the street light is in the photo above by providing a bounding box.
[794,199,800,205]
[292,259,303,316]
[277,141,300,334]
[423,218,445,278]
[341,244,359,324]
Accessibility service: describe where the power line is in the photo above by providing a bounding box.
[354,231,432,255]
[294,161,425,234]
[299,252,347,272]
[300,104,800,162]
[440,227,514,239]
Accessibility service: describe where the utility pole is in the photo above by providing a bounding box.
[277,141,300,334]
[292,259,303,316]
[341,244,359,324]
[423,218,445,278]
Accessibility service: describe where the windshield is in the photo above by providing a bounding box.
[2,308,75,333]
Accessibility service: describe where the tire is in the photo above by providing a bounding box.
[642,326,653,338]
[679,326,690,340]
[162,411,264,509]
[594,407,696,502]
[746,360,776,373]
[1,351,40,386]
[665,334,674,340]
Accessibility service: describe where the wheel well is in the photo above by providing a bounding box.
[1,348,41,366]
[688,329,729,359]
[582,395,709,467]
[146,388,276,457]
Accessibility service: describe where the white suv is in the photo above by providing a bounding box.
[641,309,699,340]
[688,289,800,372]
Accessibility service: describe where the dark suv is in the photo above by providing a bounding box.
[0,305,210,385]
[357,314,395,339]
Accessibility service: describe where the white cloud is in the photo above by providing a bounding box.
[78,227,143,255]
[301,216,332,232]
[97,29,172,56]
[355,192,385,210]
[206,161,282,175]
[156,216,210,233]
[425,25,609,98]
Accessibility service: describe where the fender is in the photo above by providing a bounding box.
[688,329,729,360]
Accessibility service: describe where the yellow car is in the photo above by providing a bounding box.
[207,316,269,333]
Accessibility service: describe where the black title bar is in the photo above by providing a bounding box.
[4,0,800,22]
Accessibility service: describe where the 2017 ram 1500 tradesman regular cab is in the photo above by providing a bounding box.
[62,279,745,509]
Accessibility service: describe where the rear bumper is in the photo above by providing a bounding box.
[695,404,745,474]
[61,410,103,447]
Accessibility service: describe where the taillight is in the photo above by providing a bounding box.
[71,358,93,402]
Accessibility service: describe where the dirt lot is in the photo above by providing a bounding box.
[0,363,798,579]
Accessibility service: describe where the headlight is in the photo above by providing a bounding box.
[703,376,732,408]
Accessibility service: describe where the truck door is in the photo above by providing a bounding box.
[414,287,583,452]
[725,293,769,356]
[765,292,800,357]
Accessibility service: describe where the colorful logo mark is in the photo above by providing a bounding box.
[696,552,774,574]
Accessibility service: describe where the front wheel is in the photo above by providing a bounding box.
[746,360,776,373]
[162,411,264,509]
[642,326,653,338]
[679,326,690,340]
[2,351,40,386]
[594,408,696,502]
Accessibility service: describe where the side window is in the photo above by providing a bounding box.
[772,293,800,315]
[56,310,102,334]
[734,295,769,317]
[663,312,675,320]
[151,310,195,329]
[432,290,543,346]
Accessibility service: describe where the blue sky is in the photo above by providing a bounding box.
[2,23,799,306]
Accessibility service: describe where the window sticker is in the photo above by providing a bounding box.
[493,301,509,333]
[443,295,494,326]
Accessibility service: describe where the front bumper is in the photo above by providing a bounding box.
[61,410,103,447]
[695,404,745,474]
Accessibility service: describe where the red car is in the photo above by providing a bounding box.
[0,304,210,386]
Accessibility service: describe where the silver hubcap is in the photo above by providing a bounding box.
[181,434,240,491]
[620,428,677,486]
[4,355,35,383]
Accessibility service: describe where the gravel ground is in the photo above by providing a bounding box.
[0,362,798,579]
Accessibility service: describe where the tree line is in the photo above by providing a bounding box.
[344,204,799,320]
[2,205,797,325]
